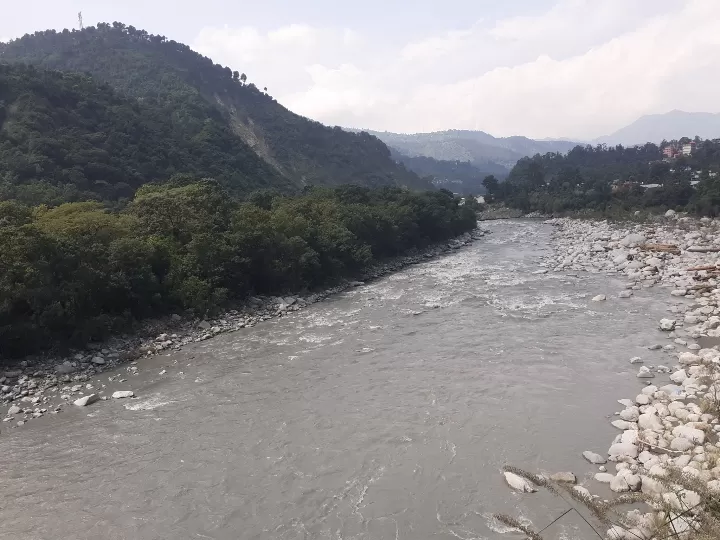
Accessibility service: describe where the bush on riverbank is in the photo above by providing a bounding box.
[0,182,476,357]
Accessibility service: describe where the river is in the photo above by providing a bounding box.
[0,220,670,540]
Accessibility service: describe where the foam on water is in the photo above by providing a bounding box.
[124,394,174,411]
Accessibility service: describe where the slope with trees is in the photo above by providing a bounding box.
[0,63,291,205]
[0,24,429,191]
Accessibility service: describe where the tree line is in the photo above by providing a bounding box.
[481,140,720,215]
[0,182,476,357]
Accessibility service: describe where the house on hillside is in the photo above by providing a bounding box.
[682,142,696,156]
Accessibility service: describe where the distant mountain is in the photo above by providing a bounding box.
[347,128,579,170]
[388,149,508,195]
[0,24,431,195]
[595,110,720,147]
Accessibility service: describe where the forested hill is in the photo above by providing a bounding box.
[486,140,720,215]
[0,23,429,192]
[389,150,508,194]
[0,63,291,205]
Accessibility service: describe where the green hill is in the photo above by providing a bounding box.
[0,24,429,193]
[0,63,291,205]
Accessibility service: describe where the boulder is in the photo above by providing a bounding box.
[550,472,576,483]
[91,356,105,365]
[659,319,676,331]
[574,485,592,499]
[610,475,631,493]
[592,294,607,302]
[595,472,615,483]
[55,361,76,375]
[669,437,694,452]
[670,289,687,297]
[611,420,635,430]
[672,426,705,444]
[503,471,537,493]
[73,394,99,407]
[678,352,701,365]
[625,474,642,491]
[583,451,607,464]
[619,290,633,298]
[635,394,650,405]
[606,525,633,540]
[608,443,639,459]
[670,369,688,384]
[662,490,701,511]
[111,391,134,399]
[665,209,677,218]
[629,357,643,364]
[620,407,640,421]
[638,413,663,432]
[636,367,654,379]
[7,405,21,415]
[621,234,646,247]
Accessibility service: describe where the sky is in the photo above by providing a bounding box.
[2,0,720,140]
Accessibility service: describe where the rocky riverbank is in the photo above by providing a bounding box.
[0,229,487,431]
[528,216,720,539]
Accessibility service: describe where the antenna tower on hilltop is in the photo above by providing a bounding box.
[78,12,83,30]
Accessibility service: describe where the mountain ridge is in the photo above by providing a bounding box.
[0,23,431,193]
[346,127,580,172]
[594,110,720,146]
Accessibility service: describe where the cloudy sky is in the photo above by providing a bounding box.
[2,0,719,139]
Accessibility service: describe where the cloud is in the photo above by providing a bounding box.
[192,0,720,139]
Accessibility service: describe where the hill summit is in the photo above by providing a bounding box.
[0,23,430,199]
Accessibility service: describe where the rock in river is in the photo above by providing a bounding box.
[659,319,676,331]
[503,471,537,493]
[549,472,576,483]
[112,391,135,399]
[592,294,607,302]
[583,451,607,464]
[73,394,99,407]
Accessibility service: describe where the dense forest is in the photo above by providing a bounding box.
[485,139,720,215]
[0,182,476,357]
[0,23,429,191]
[0,63,291,205]
[389,149,508,194]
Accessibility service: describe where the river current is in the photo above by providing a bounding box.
[0,220,670,540]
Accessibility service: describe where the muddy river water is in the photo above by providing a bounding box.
[0,221,670,540]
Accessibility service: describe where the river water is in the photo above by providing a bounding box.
[0,221,670,540]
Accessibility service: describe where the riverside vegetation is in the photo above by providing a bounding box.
[483,139,720,216]
[0,182,477,359]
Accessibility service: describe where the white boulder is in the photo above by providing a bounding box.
[583,451,607,464]
[73,394,99,407]
[503,471,537,493]
[659,319,676,331]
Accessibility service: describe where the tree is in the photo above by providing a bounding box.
[232,71,239,81]
[482,175,499,202]
[240,72,247,85]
